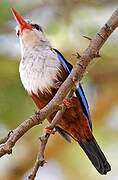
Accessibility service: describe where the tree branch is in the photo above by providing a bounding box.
[0,8,118,178]
[28,89,74,179]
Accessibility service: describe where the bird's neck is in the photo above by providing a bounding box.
[20,39,51,59]
[19,29,51,56]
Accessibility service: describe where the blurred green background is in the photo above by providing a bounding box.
[0,0,118,180]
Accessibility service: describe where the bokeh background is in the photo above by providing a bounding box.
[0,0,118,180]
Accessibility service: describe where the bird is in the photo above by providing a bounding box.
[11,8,111,175]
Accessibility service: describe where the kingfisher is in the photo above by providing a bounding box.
[11,8,111,175]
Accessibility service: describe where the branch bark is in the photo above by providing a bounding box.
[0,8,118,179]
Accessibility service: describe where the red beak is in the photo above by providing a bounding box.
[11,8,32,32]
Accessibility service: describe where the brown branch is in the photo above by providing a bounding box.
[0,8,118,171]
[28,89,74,180]
[0,105,60,157]
[28,134,49,180]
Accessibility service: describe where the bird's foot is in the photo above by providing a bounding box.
[63,98,73,109]
[44,127,55,135]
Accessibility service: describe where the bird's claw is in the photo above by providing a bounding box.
[63,98,73,108]
[44,127,55,135]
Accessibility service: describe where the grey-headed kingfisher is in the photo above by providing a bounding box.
[11,8,111,175]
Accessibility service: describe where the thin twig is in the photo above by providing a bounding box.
[28,134,49,180]
[82,35,92,41]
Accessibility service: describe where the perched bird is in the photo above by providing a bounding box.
[11,8,111,175]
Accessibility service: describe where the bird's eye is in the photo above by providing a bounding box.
[31,24,43,32]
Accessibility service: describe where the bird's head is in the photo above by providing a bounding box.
[11,8,50,49]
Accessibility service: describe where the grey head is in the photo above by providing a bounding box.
[11,8,51,52]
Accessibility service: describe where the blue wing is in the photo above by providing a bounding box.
[54,49,92,130]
